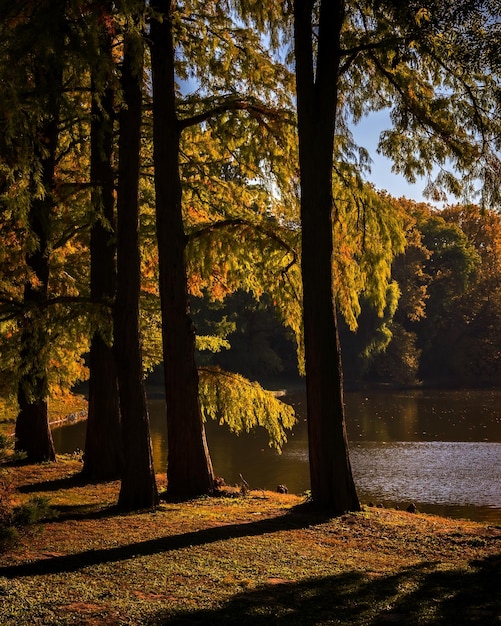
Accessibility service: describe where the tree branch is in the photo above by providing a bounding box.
[188,217,297,265]
[178,97,293,130]
[339,32,409,74]
[0,295,112,322]
[52,221,92,250]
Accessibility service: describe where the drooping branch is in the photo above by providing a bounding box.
[187,217,298,269]
[339,36,408,75]
[52,221,92,250]
[0,295,111,321]
[370,53,469,155]
[178,96,293,130]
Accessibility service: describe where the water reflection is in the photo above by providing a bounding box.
[345,389,501,442]
[349,441,501,522]
[52,388,501,524]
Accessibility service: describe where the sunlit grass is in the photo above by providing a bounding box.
[0,459,499,625]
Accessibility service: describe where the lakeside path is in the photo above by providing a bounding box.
[0,459,500,625]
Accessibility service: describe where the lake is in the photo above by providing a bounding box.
[52,387,501,524]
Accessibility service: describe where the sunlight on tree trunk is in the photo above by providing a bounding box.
[294,0,360,513]
[150,0,215,497]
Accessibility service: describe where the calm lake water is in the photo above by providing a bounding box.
[52,387,501,524]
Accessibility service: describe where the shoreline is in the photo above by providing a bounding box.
[1,459,499,625]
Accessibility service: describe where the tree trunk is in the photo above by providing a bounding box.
[83,6,122,481]
[84,334,121,479]
[150,0,214,497]
[15,196,55,462]
[115,23,158,510]
[14,56,62,463]
[294,0,360,513]
[16,368,55,463]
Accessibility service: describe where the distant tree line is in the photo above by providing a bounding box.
[344,201,501,387]
[189,200,501,390]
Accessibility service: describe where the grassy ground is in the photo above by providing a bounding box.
[0,458,499,626]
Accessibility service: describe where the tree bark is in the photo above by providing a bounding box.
[15,194,56,462]
[115,23,158,510]
[16,352,55,463]
[14,54,62,463]
[150,0,214,497]
[294,0,360,513]
[82,5,122,481]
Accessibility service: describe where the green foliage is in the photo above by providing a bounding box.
[333,184,407,331]
[0,431,26,464]
[0,304,90,402]
[371,323,422,386]
[419,204,501,383]
[355,200,501,386]
[0,470,55,552]
[0,434,9,452]
[415,209,480,370]
[0,0,96,406]
[364,1,501,204]
[196,335,231,353]
[12,495,56,526]
[198,366,296,452]
[186,216,303,371]
[193,291,299,381]
[0,434,22,464]
[340,281,401,384]
[360,280,401,362]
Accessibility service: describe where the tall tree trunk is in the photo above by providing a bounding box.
[14,54,62,463]
[115,21,158,510]
[15,191,55,462]
[83,4,122,481]
[15,279,56,463]
[150,0,214,497]
[294,0,360,513]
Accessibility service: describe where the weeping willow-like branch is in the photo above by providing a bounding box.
[188,217,298,266]
[198,365,296,452]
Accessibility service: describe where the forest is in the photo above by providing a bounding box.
[0,0,500,519]
[192,199,501,389]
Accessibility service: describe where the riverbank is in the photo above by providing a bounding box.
[0,459,499,625]
[0,394,88,440]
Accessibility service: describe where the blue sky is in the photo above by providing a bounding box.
[351,109,437,205]
[181,78,447,207]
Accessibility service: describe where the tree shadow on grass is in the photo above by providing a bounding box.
[148,554,500,626]
[0,506,327,579]
[17,473,109,494]
[15,474,122,522]
[47,503,123,522]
